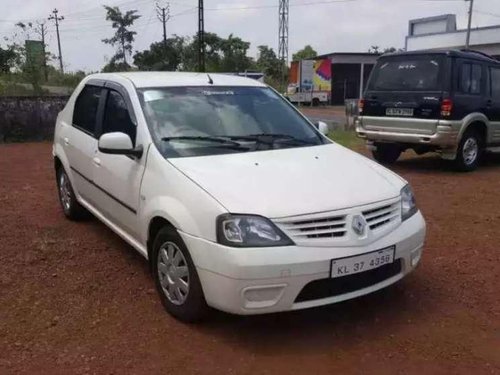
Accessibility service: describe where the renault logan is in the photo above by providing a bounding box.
[53,72,426,322]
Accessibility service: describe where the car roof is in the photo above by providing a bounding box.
[380,49,500,64]
[86,71,267,88]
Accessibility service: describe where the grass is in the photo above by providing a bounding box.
[328,130,363,149]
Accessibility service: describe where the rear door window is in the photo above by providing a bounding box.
[102,90,136,145]
[367,55,443,91]
[490,68,500,99]
[73,85,102,136]
[459,62,482,95]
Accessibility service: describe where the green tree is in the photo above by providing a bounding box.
[219,34,253,72]
[134,36,186,71]
[102,6,141,69]
[0,45,16,73]
[255,45,283,82]
[292,45,317,61]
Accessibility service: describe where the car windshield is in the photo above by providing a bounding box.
[137,86,326,158]
[368,55,444,91]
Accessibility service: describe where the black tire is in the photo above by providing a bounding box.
[56,167,89,220]
[372,143,402,165]
[152,226,208,322]
[453,129,482,172]
[312,98,320,107]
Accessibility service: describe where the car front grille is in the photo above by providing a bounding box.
[362,202,400,231]
[295,259,402,302]
[273,199,401,246]
[276,215,348,239]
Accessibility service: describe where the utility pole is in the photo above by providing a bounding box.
[156,2,170,49]
[278,0,289,88]
[198,0,205,72]
[48,8,64,73]
[34,21,49,81]
[465,0,474,49]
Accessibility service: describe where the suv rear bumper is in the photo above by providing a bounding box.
[356,116,461,148]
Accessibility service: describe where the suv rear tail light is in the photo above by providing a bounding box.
[441,99,453,117]
[358,98,365,114]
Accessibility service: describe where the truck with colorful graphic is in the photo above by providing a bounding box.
[285,59,331,106]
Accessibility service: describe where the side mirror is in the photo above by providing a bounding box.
[316,121,329,135]
[98,132,143,158]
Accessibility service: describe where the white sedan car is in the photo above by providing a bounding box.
[53,72,426,322]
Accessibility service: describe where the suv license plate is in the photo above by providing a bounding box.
[386,108,414,116]
[330,246,395,278]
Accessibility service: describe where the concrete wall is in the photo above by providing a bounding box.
[0,96,69,142]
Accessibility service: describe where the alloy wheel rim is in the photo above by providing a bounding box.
[463,137,478,165]
[157,241,190,305]
[59,172,71,211]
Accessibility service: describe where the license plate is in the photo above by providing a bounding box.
[386,108,414,116]
[330,246,395,278]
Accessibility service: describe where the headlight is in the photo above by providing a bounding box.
[401,184,417,221]
[216,214,294,247]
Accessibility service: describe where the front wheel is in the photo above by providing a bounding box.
[372,143,402,165]
[56,167,88,220]
[152,226,208,322]
[453,130,482,172]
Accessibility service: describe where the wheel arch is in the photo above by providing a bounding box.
[147,216,177,266]
[458,113,490,145]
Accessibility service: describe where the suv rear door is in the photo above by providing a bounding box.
[486,66,500,144]
[452,58,488,120]
[362,54,448,134]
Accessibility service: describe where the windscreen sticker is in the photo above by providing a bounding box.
[202,90,235,96]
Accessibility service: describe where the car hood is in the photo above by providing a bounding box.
[168,143,406,218]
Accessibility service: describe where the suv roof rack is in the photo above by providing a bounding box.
[459,49,498,61]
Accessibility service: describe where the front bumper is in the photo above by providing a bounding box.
[356,117,461,148]
[180,211,426,315]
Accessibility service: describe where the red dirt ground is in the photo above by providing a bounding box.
[0,142,499,374]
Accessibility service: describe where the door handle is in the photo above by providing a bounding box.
[93,157,101,167]
[63,137,70,146]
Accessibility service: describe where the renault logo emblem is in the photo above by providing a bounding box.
[352,215,367,236]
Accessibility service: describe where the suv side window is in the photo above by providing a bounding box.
[459,62,482,94]
[102,90,137,145]
[73,85,102,135]
[491,68,500,99]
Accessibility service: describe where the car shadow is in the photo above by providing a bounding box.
[383,151,500,174]
[195,273,433,355]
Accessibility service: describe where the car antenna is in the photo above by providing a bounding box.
[207,74,213,84]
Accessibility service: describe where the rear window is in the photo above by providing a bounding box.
[367,55,444,91]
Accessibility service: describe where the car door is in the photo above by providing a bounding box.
[64,83,105,206]
[453,59,487,120]
[487,66,500,144]
[92,84,146,239]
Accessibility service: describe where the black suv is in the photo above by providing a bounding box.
[356,49,500,171]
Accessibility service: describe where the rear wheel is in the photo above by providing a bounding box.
[56,167,88,220]
[152,226,208,322]
[312,98,320,107]
[453,129,482,172]
[372,143,402,165]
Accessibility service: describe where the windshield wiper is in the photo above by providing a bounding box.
[225,133,317,145]
[161,136,249,150]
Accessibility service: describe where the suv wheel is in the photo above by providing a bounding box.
[152,226,208,322]
[56,167,88,220]
[454,130,482,172]
[372,143,402,164]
